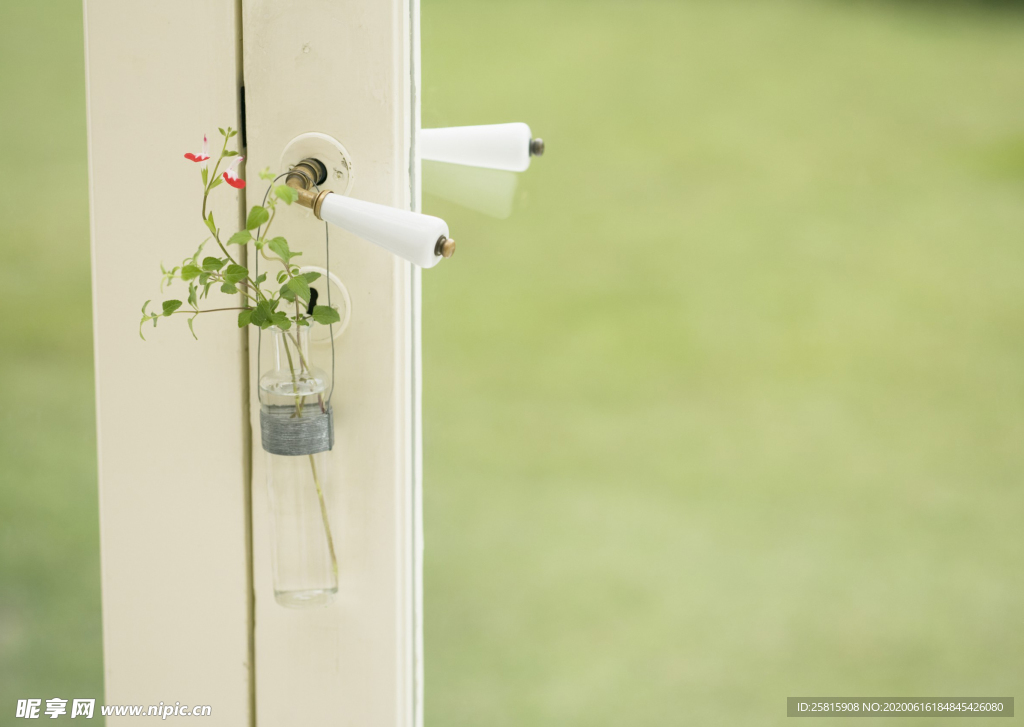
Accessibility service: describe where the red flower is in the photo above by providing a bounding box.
[184,135,211,163]
[223,156,245,189]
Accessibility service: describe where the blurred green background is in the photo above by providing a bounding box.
[0,0,103,717]
[3,0,1023,724]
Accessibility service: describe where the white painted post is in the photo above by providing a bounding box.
[242,0,422,723]
[83,1,253,723]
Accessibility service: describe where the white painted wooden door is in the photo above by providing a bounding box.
[84,0,423,723]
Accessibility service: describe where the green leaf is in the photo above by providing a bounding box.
[301,272,321,284]
[227,230,252,247]
[276,270,288,284]
[223,150,239,157]
[220,282,238,294]
[204,213,217,236]
[269,310,292,330]
[162,299,183,316]
[218,127,226,136]
[279,286,296,303]
[259,167,275,181]
[187,283,198,309]
[223,264,248,284]
[267,237,300,261]
[208,176,224,191]
[201,167,208,186]
[267,236,289,260]
[254,273,267,285]
[202,256,226,271]
[181,265,202,281]
[311,305,341,325]
[187,316,198,340]
[238,309,253,327]
[286,275,311,303]
[246,206,270,230]
[141,299,151,315]
[251,300,273,327]
[274,185,298,205]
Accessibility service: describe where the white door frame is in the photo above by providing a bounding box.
[84,1,423,723]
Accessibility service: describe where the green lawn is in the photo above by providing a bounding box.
[3,0,1024,724]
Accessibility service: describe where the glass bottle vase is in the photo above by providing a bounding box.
[259,326,338,608]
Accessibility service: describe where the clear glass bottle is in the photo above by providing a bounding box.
[259,326,338,608]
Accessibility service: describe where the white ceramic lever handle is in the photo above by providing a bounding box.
[317,193,450,269]
[420,122,536,172]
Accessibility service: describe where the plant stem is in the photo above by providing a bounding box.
[170,306,248,315]
[281,329,303,416]
[202,140,241,266]
[201,135,229,222]
[307,453,339,583]
[200,135,266,303]
[256,206,277,248]
[280,331,339,585]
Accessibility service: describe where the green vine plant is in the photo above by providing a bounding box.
[140,126,340,339]
[141,126,339,584]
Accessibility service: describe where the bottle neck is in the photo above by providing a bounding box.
[261,326,326,402]
[273,326,311,376]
